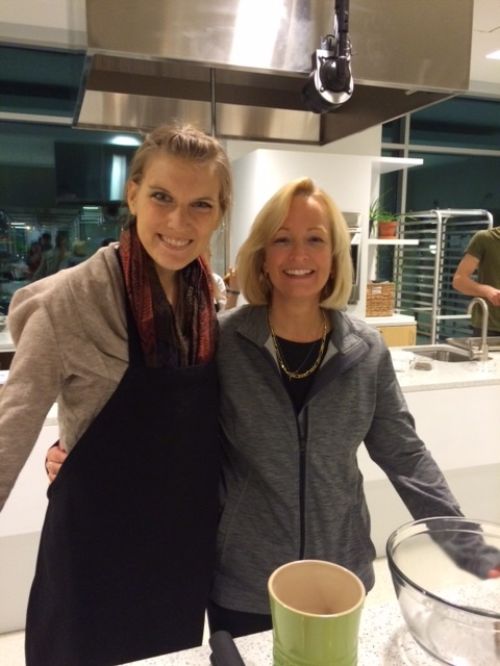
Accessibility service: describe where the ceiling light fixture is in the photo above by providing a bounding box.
[230,0,285,68]
[110,135,141,146]
[486,50,500,60]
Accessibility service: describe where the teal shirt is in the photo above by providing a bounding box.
[466,227,500,331]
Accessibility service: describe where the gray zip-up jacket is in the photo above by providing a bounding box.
[211,305,464,614]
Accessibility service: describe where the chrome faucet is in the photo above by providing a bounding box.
[467,297,489,362]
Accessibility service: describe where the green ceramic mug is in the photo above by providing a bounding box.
[268,560,365,666]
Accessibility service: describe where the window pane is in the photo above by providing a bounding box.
[0,122,139,314]
[380,149,402,215]
[410,97,500,150]
[0,46,86,118]
[407,151,500,224]
[382,119,403,144]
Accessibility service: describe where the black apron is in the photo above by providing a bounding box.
[25,296,220,666]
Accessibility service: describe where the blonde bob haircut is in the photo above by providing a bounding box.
[236,177,353,309]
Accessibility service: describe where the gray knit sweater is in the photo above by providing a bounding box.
[0,246,127,512]
[211,305,465,613]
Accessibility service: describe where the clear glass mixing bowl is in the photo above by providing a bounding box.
[386,516,500,665]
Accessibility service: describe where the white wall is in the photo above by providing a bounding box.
[225,125,382,162]
[225,124,382,288]
[230,149,373,258]
[0,0,86,48]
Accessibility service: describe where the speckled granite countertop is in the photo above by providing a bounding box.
[120,602,441,665]
[2,327,500,394]
[391,350,500,392]
[2,346,499,424]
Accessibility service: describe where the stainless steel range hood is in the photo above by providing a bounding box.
[79,0,474,144]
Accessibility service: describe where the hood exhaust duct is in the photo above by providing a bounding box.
[79,0,473,145]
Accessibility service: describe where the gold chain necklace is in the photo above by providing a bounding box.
[268,309,328,380]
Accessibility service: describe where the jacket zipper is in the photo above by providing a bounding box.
[297,412,307,560]
[258,340,309,560]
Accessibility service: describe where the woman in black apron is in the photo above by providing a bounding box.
[0,124,232,665]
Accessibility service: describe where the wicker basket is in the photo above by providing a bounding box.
[366,282,395,317]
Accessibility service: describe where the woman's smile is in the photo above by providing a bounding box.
[282,268,315,277]
[157,234,192,250]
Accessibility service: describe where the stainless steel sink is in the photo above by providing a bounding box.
[446,336,500,353]
[402,344,475,362]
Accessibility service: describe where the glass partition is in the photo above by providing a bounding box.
[0,122,140,314]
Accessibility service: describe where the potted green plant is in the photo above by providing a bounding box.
[369,199,398,238]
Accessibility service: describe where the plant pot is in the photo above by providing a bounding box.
[377,220,398,238]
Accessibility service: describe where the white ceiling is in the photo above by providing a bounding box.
[470,0,500,93]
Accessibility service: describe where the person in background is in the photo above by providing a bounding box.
[206,247,227,312]
[31,229,70,281]
[223,266,241,309]
[25,240,43,278]
[68,239,88,267]
[213,270,227,311]
[208,177,500,637]
[0,123,231,665]
[38,231,52,253]
[452,226,500,336]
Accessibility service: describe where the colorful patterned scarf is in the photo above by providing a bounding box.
[118,223,217,368]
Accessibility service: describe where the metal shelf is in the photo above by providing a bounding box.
[395,209,493,343]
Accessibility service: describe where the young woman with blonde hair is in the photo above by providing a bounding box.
[0,123,231,665]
